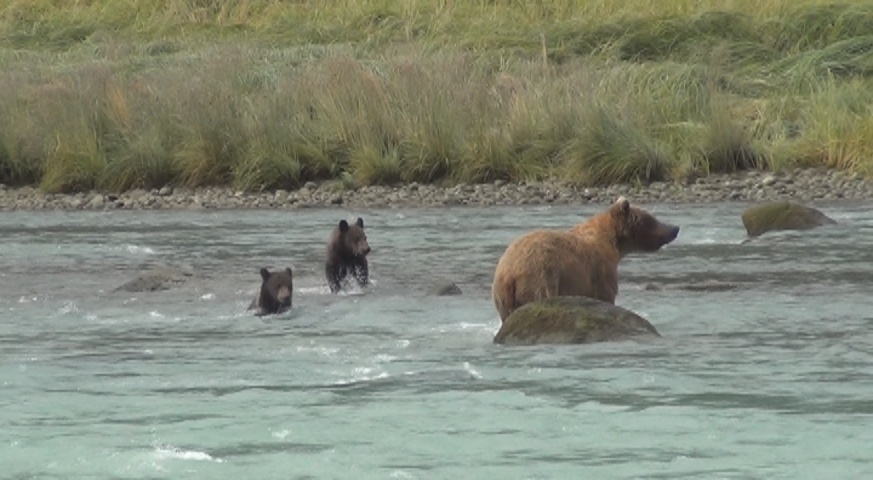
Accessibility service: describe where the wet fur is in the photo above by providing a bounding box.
[254,267,293,316]
[325,217,371,293]
[492,197,680,322]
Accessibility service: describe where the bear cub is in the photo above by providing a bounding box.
[252,267,293,316]
[325,217,371,293]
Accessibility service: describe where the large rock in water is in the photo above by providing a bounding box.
[493,296,660,346]
[741,201,836,238]
[115,267,194,292]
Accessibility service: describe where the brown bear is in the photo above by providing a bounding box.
[491,197,680,322]
[325,217,371,293]
[249,267,293,316]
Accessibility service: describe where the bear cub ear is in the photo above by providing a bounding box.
[355,217,364,229]
[260,267,271,281]
[339,219,350,232]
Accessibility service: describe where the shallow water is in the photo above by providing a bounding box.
[2,202,872,479]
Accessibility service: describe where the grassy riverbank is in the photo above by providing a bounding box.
[1,1,872,193]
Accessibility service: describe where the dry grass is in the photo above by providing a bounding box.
[1,0,872,191]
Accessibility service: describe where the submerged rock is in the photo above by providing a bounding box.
[115,267,194,292]
[493,296,660,346]
[432,282,462,296]
[741,201,836,238]
[644,280,738,292]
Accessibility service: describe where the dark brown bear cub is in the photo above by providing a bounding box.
[325,217,371,293]
[253,267,293,316]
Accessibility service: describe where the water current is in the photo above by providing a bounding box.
[2,202,872,479]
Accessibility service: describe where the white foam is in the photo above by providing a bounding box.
[353,366,375,377]
[200,293,215,300]
[374,353,397,363]
[433,322,494,335]
[297,286,332,295]
[337,284,367,296]
[297,285,372,296]
[148,311,164,318]
[687,237,720,245]
[681,235,746,246]
[463,361,482,379]
[59,301,78,314]
[458,322,489,330]
[297,276,377,296]
[153,444,224,463]
[333,369,389,385]
[295,344,339,358]
[271,429,291,440]
[125,244,156,255]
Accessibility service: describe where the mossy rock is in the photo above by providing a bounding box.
[741,201,836,238]
[493,296,660,346]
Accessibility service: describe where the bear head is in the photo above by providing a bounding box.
[257,267,293,316]
[336,217,371,258]
[609,196,680,255]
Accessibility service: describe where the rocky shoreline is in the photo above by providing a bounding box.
[1,168,871,211]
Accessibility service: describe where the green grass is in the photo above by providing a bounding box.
[1,0,873,192]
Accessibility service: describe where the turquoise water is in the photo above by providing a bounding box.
[2,202,872,479]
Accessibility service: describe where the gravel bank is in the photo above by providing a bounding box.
[2,169,871,211]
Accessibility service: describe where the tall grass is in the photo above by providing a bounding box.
[1,1,872,192]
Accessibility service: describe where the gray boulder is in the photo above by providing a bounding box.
[741,201,836,238]
[493,296,660,346]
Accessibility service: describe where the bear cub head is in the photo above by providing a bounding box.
[335,217,370,258]
[255,267,293,316]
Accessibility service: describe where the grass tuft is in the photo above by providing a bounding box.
[560,108,668,186]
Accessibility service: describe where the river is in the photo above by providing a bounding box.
[2,202,872,479]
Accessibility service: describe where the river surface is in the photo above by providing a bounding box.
[2,202,872,479]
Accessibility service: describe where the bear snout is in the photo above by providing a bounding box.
[277,286,292,304]
[654,224,680,248]
[360,246,372,256]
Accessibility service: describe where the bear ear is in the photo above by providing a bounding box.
[285,267,293,276]
[355,217,364,229]
[338,219,350,232]
[260,267,270,281]
[614,196,630,216]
